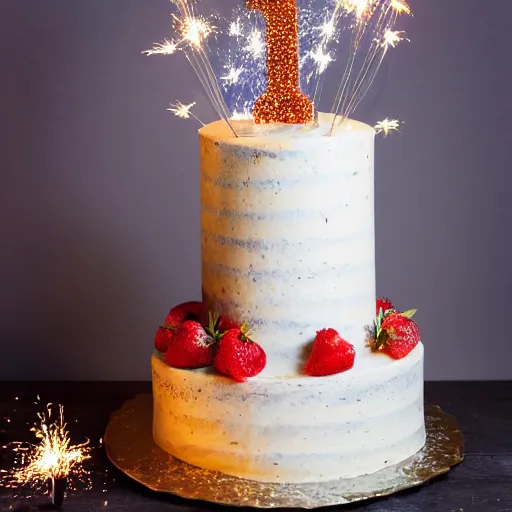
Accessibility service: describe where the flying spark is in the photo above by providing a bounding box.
[390,0,412,15]
[168,101,196,119]
[383,30,406,49]
[317,18,336,39]
[143,39,177,56]
[221,67,243,86]
[337,0,370,18]
[176,15,212,49]
[229,20,242,37]
[374,118,401,136]
[311,46,334,74]
[246,29,264,58]
[168,100,204,125]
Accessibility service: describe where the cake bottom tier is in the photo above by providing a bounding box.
[151,343,425,483]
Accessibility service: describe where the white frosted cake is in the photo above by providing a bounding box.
[151,113,425,483]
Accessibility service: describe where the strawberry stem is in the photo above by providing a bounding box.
[205,311,225,343]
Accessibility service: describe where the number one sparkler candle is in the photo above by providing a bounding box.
[246,0,313,124]
[145,0,410,134]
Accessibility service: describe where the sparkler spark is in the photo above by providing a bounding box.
[337,0,371,18]
[374,118,401,136]
[383,29,406,49]
[317,18,336,39]
[229,20,242,37]
[143,39,177,56]
[311,46,334,74]
[179,16,212,48]
[246,29,265,58]
[221,67,243,86]
[168,101,196,119]
[168,100,204,125]
[1,404,91,498]
[390,0,412,15]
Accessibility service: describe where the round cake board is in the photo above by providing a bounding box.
[104,395,464,508]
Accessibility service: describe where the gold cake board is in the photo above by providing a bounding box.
[104,394,463,508]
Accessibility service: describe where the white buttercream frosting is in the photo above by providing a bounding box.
[151,113,426,483]
[152,343,425,483]
[200,113,376,377]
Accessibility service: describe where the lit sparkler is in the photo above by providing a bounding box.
[374,118,401,136]
[1,404,91,508]
[146,0,412,135]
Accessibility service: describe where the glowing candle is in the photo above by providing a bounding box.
[247,0,313,124]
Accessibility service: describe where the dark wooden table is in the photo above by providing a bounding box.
[0,382,511,511]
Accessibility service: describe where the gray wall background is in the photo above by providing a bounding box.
[0,0,510,380]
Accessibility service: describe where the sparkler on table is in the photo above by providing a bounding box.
[1,404,91,509]
[145,0,411,135]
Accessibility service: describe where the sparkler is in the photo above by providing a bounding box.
[1,404,91,509]
[146,0,411,135]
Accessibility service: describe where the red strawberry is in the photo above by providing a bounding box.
[304,329,355,377]
[213,328,266,382]
[164,301,204,327]
[154,325,176,353]
[217,315,240,333]
[165,320,215,368]
[376,297,394,315]
[370,310,420,360]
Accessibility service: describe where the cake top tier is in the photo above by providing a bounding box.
[199,112,374,147]
[199,111,376,377]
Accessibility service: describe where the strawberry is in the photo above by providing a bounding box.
[304,329,355,376]
[164,301,204,328]
[165,320,215,368]
[369,309,420,360]
[154,325,176,353]
[213,327,266,382]
[376,297,394,316]
[217,315,240,333]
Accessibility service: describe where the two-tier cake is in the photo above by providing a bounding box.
[151,112,425,483]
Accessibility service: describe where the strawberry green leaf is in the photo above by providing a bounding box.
[206,311,225,343]
[401,309,417,319]
[372,329,389,351]
[376,308,384,331]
